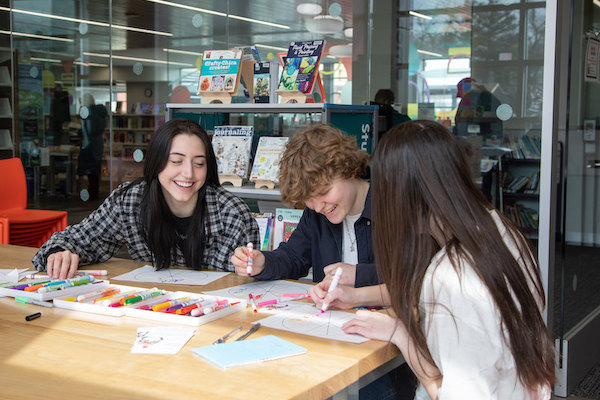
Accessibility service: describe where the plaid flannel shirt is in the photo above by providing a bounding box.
[32,181,260,272]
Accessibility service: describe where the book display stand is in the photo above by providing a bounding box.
[253,179,275,190]
[275,89,308,104]
[219,174,243,187]
[201,91,233,104]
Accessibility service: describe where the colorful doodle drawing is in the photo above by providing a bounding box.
[112,265,228,286]
[204,280,312,303]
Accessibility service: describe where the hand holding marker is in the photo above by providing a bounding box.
[246,242,253,276]
[321,267,343,313]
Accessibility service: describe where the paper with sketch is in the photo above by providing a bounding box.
[255,303,369,343]
[112,265,229,286]
[202,280,312,303]
[0,268,28,284]
[131,326,196,354]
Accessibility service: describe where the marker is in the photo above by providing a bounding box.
[248,293,257,313]
[152,297,191,312]
[77,287,121,303]
[257,294,310,307]
[9,279,52,291]
[23,274,50,280]
[25,312,42,321]
[96,290,138,306]
[190,302,230,317]
[77,270,108,276]
[175,299,215,315]
[246,242,253,276]
[281,293,310,298]
[15,296,54,308]
[26,275,94,292]
[321,267,343,313]
[38,275,100,293]
[123,289,164,305]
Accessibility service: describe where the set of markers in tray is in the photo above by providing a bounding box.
[0,275,109,301]
[53,284,246,326]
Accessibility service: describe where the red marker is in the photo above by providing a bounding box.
[248,293,258,313]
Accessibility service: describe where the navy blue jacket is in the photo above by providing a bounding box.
[255,188,379,287]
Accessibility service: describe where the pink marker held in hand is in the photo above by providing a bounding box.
[246,242,253,276]
[321,267,343,313]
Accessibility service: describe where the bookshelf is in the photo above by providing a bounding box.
[500,157,540,239]
[0,49,13,159]
[103,113,163,185]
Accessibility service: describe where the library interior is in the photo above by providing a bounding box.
[0,1,599,399]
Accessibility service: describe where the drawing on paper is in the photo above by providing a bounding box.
[112,265,229,286]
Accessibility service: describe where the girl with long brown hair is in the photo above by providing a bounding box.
[317,120,555,399]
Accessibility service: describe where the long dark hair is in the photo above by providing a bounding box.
[371,120,555,389]
[134,118,219,270]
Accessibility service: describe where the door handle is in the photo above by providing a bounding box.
[586,160,600,168]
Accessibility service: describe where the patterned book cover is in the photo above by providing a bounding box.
[249,136,289,183]
[278,40,325,93]
[212,125,254,178]
[198,49,243,94]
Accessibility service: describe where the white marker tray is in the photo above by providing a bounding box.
[0,280,109,301]
[53,284,143,317]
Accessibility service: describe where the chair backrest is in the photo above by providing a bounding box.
[0,158,27,211]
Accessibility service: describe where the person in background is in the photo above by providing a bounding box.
[371,88,410,138]
[76,94,107,200]
[50,84,71,146]
[34,118,260,279]
[316,120,555,399]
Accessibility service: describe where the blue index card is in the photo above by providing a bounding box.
[193,334,306,369]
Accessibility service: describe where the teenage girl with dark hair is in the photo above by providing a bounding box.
[315,120,556,399]
[34,118,259,279]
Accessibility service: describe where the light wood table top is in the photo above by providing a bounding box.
[0,244,401,400]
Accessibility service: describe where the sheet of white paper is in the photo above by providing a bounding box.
[255,303,369,343]
[131,326,196,354]
[203,280,313,303]
[112,265,229,286]
[0,268,28,284]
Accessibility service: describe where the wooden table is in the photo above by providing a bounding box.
[0,244,402,400]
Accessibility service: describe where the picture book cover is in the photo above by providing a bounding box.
[253,212,273,251]
[249,136,289,183]
[193,334,306,369]
[253,62,271,103]
[211,125,254,178]
[278,40,325,93]
[198,49,243,94]
[273,208,303,249]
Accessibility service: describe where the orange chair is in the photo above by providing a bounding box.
[0,158,68,247]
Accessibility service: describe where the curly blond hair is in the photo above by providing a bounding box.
[278,124,369,207]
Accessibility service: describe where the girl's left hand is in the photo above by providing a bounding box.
[342,310,403,343]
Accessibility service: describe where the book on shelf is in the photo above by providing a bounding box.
[249,136,289,183]
[253,62,271,103]
[198,49,244,94]
[212,125,254,178]
[232,45,261,63]
[253,212,274,251]
[278,40,325,94]
[273,208,303,249]
[504,134,541,159]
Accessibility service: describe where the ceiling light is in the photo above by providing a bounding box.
[254,43,289,52]
[306,15,344,34]
[228,15,290,30]
[163,48,204,56]
[74,61,108,67]
[417,49,442,57]
[30,57,60,63]
[84,52,193,66]
[0,30,74,42]
[142,0,289,30]
[328,44,352,58]
[409,11,432,20]
[0,7,172,37]
[142,0,226,16]
[296,3,323,16]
